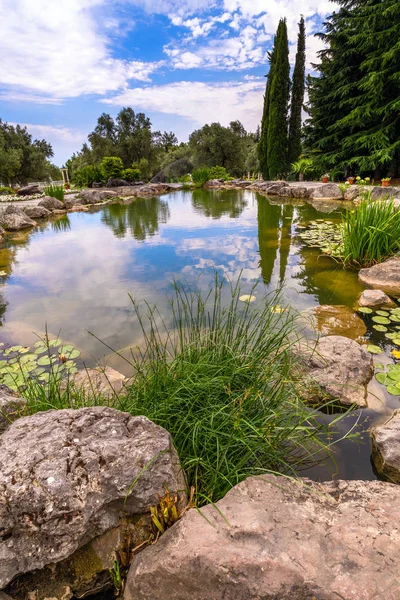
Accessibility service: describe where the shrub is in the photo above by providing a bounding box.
[192,167,211,187]
[291,158,318,181]
[209,165,229,180]
[123,168,141,182]
[0,186,15,195]
[100,156,124,181]
[342,193,400,266]
[45,184,64,202]
[73,165,103,188]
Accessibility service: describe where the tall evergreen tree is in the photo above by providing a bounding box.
[304,0,400,177]
[258,46,275,179]
[266,19,291,179]
[288,16,306,166]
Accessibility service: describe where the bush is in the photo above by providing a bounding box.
[0,186,15,196]
[342,193,400,266]
[100,156,124,181]
[291,158,319,181]
[73,165,103,188]
[192,167,211,187]
[209,166,229,180]
[44,184,64,202]
[123,168,141,182]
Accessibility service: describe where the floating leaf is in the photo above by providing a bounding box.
[68,349,80,359]
[20,353,37,364]
[239,295,256,303]
[37,356,51,366]
[48,339,62,348]
[372,316,391,325]
[375,362,385,370]
[34,340,45,348]
[373,325,388,332]
[388,370,400,382]
[33,367,46,376]
[9,345,22,352]
[357,307,373,314]
[386,385,400,396]
[34,346,47,355]
[366,344,383,354]
[390,315,400,323]
[376,310,389,317]
[386,332,398,340]
[376,372,388,385]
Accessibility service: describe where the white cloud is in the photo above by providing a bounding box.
[103,80,264,132]
[10,123,86,144]
[0,0,161,102]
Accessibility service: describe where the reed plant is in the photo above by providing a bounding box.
[191,167,210,188]
[342,192,400,267]
[44,184,65,202]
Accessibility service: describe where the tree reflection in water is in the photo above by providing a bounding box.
[101,197,170,241]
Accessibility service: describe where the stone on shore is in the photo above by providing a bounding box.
[106,178,130,187]
[359,257,400,294]
[22,205,51,219]
[125,474,400,600]
[371,410,400,483]
[79,189,118,204]
[67,366,128,399]
[38,196,65,211]
[311,183,343,201]
[0,385,26,433]
[295,335,373,408]
[371,186,399,201]
[344,185,361,201]
[358,289,396,308]
[0,206,36,231]
[264,181,287,194]
[16,184,41,196]
[0,407,186,591]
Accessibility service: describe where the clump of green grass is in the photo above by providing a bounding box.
[191,167,210,188]
[342,192,400,267]
[45,184,65,202]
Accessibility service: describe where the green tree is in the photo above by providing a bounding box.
[189,122,250,176]
[288,16,306,165]
[100,156,124,181]
[267,19,290,179]
[258,45,275,180]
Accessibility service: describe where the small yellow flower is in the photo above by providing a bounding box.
[356,176,361,180]
[392,350,400,359]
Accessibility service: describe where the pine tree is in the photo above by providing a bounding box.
[266,19,290,179]
[304,0,400,176]
[258,46,275,180]
[288,16,306,166]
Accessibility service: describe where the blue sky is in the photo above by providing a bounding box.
[0,0,337,165]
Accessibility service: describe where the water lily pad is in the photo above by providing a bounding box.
[375,362,385,370]
[34,340,46,348]
[20,353,37,364]
[37,356,51,366]
[372,316,391,325]
[23,361,37,372]
[34,346,47,355]
[9,345,22,352]
[373,325,388,332]
[19,347,30,354]
[48,339,62,348]
[376,372,388,385]
[366,344,383,354]
[376,310,390,317]
[357,307,373,314]
[385,332,398,340]
[33,367,46,376]
[386,385,400,396]
[387,370,400,382]
[390,315,400,322]
[239,295,256,303]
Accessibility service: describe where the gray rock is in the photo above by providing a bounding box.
[0,407,186,588]
[359,257,400,294]
[311,183,343,200]
[278,186,293,197]
[106,178,130,187]
[264,181,287,194]
[344,185,361,201]
[16,184,41,196]
[295,335,373,407]
[0,385,26,433]
[67,366,128,399]
[64,197,83,209]
[0,206,36,231]
[204,179,225,188]
[38,196,64,211]
[22,205,51,219]
[371,410,400,483]
[371,186,398,200]
[358,289,395,308]
[290,186,309,198]
[125,475,400,600]
[79,189,118,204]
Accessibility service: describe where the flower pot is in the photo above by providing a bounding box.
[322,177,329,184]
[382,181,390,187]
[347,177,355,185]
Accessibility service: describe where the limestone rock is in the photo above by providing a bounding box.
[264,181,287,194]
[68,366,128,399]
[38,196,65,211]
[295,335,373,407]
[106,178,130,187]
[344,185,361,201]
[310,305,367,340]
[0,407,186,588]
[278,186,293,197]
[359,257,400,294]
[22,205,51,219]
[79,189,118,204]
[125,475,400,600]
[0,206,36,231]
[358,289,395,308]
[371,186,398,200]
[290,186,309,198]
[371,410,400,483]
[16,184,41,196]
[0,385,26,433]
[64,197,83,209]
[311,183,343,201]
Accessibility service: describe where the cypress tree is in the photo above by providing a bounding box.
[266,19,290,179]
[258,46,275,180]
[288,16,306,166]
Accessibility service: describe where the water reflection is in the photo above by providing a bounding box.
[101,197,170,240]
[51,215,71,233]
[257,200,294,285]
[192,189,248,219]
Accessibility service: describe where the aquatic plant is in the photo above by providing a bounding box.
[45,184,65,202]
[191,167,211,187]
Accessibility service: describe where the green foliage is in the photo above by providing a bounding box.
[245,144,260,174]
[209,165,229,180]
[100,156,124,181]
[45,185,64,202]
[288,16,306,165]
[123,168,141,182]
[73,165,103,188]
[191,167,211,187]
[290,157,318,180]
[132,158,151,181]
[0,186,15,195]
[258,45,275,180]
[342,195,400,266]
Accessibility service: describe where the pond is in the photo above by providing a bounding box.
[0,189,396,481]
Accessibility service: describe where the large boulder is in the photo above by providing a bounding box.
[38,195,64,211]
[370,186,399,200]
[0,206,36,231]
[371,410,400,483]
[67,366,128,399]
[264,181,287,195]
[16,184,41,196]
[22,205,51,219]
[290,186,310,198]
[358,289,395,308]
[0,407,186,590]
[0,385,26,433]
[295,335,373,408]
[278,186,293,197]
[106,178,130,187]
[359,257,400,294]
[125,475,400,600]
[311,183,343,201]
[344,185,361,201]
[309,305,367,340]
[79,189,118,204]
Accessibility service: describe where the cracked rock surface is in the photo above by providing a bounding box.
[0,406,185,588]
[125,474,400,600]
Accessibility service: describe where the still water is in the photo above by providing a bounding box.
[0,189,394,480]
